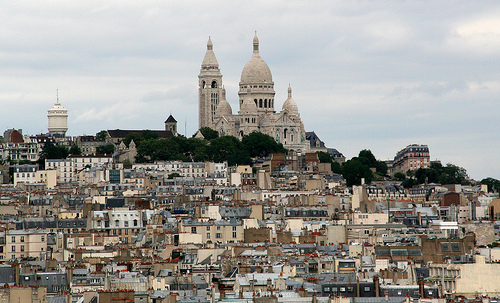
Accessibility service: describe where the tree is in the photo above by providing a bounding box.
[37,141,69,169]
[342,157,373,186]
[358,149,387,176]
[96,130,108,141]
[123,132,145,148]
[317,151,342,174]
[317,151,333,163]
[394,172,406,181]
[209,136,251,166]
[198,127,219,141]
[242,132,286,158]
[96,144,115,155]
[481,177,500,193]
[123,159,132,168]
[69,145,82,155]
[168,173,182,179]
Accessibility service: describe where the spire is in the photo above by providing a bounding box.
[207,36,213,50]
[253,31,259,53]
[56,89,60,105]
[201,36,219,67]
[222,86,226,99]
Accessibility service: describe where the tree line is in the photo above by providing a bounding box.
[126,128,286,166]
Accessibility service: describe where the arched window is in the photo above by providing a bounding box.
[202,81,206,89]
[211,81,217,88]
[284,128,288,139]
[254,99,258,106]
[264,99,267,108]
[259,99,263,107]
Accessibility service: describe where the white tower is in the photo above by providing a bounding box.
[47,91,68,137]
[198,37,223,129]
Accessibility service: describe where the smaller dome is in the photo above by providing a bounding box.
[282,85,299,116]
[240,97,258,114]
[215,87,232,117]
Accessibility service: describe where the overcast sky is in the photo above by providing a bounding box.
[1,1,499,180]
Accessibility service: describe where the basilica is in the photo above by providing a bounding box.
[198,34,308,153]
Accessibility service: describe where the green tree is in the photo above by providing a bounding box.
[481,177,500,193]
[331,161,342,174]
[96,144,115,155]
[37,141,69,169]
[341,157,373,186]
[317,151,342,174]
[168,173,182,179]
[358,149,377,167]
[69,145,82,155]
[394,172,406,181]
[317,151,333,163]
[198,127,219,141]
[209,136,251,166]
[402,178,418,188]
[242,132,286,158]
[96,130,108,141]
[123,159,132,168]
[123,132,145,148]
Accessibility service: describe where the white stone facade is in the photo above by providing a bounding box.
[198,34,308,153]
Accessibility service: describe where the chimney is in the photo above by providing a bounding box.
[373,276,380,297]
[419,280,425,298]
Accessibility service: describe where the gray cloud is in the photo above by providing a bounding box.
[1,1,499,180]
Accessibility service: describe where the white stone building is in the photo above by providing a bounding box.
[198,34,308,153]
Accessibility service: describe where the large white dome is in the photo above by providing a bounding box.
[240,34,273,84]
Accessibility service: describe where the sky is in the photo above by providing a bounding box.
[1,1,499,181]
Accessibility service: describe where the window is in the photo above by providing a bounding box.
[217,226,221,230]
[20,236,24,242]
[11,246,15,252]
[216,233,222,239]
[207,233,210,239]
[124,221,129,227]
[232,226,237,231]
[41,236,45,242]
[191,227,197,234]
[11,237,15,243]
[441,243,450,252]
[20,245,24,252]
[233,232,237,238]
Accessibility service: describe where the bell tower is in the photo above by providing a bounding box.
[198,37,223,129]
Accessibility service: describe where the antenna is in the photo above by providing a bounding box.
[185,118,187,137]
[56,89,59,103]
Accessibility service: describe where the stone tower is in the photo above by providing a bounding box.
[164,114,177,136]
[47,92,68,137]
[198,37,223,129]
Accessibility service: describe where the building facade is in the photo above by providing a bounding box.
[392,144,430,174]
[198,34,307,153]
